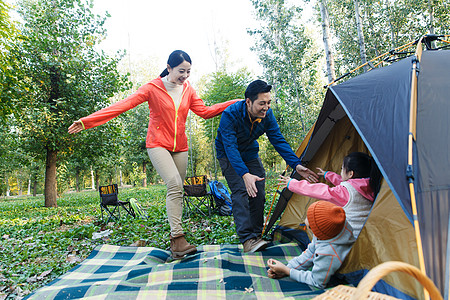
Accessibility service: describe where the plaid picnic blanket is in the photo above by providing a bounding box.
[25,243,325,299]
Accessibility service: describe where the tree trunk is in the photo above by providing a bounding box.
[428,0,436,49]
[142,161,147,187]
[6,177,10,197]
[94,170,99,190]
[91,166,95,190]
[319,0,336,84]
[18,179,22,196]
[75,167,80,192]
[119,169,123,187]
[44,148,58,207]
[33,176,37,197]
[384,0,396,48]
[428,0,435,35]
[353,0,368,72]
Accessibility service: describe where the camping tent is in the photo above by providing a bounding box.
[266,37,450,299]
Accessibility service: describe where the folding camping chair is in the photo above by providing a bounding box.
[99,184,136,223]
[183,175,214,217]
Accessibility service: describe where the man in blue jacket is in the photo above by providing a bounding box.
[215,80,318,253]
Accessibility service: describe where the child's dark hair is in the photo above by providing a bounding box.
[159,50,192,77]
[343,152,382,197]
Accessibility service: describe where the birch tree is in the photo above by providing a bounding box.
[353,0,368,72]
[319,0,336,83]
[248,0,324,144]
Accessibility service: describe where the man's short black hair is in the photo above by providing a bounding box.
[245,80,272,102]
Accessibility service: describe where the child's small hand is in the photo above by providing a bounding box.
[277,175,291,189]
[267,258,290,279]
[316,167,326,176]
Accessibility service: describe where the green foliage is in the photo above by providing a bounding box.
[323,0,450,78]
[198,69,252,142]
[120,104,154,186]
[0,0,21,122]
[190,69,252,178]
[111,57,160,186]
[13,0,129,153]
[0,182,282,297]
[248,0,325,147]
[9,0,131,202]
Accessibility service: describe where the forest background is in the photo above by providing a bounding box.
[0,0,448,206]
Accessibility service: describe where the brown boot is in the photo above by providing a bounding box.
[170,234,197,259]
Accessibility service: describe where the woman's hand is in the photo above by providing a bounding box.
[68,120,84,134]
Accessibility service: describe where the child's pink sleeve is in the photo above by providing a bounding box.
[287,179,349,207]
[324,171,343,186]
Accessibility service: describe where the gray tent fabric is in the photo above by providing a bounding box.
[330,56,413,220]
[267,49,449,297]
[415,50,450,296]
[328,51,450,295]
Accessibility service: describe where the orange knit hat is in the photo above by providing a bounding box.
[307,201,346,240]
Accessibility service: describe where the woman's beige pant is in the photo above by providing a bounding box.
[147,148,188,236]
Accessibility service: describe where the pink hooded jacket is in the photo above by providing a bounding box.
[286,171,374,206]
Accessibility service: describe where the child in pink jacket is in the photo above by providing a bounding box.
[279,152,382,238]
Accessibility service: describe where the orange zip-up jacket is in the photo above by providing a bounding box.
[80,77,239,152]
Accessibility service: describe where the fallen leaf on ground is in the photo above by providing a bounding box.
[38,269,52,279]
[92,229,112,239]
[66,255,82,264]
[130,240,146,247]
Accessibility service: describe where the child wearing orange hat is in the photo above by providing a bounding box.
[267,201,355,289]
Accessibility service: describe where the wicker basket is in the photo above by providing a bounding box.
[312,261,443,300]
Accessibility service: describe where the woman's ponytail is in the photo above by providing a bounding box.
[160,68,169,77]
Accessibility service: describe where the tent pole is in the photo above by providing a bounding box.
[446,213,450,300]
[262,122,316,236]
[325,40,416,88]
[407,36,430,300]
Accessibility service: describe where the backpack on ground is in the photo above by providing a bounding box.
[208,180,233,216]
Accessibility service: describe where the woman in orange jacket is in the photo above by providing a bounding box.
[68,50,238,259]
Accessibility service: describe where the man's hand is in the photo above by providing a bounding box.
[296,165,319,183]
[68,120,84,134]
[242,173,264,198]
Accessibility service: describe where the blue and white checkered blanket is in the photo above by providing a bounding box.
[26,243,325,299]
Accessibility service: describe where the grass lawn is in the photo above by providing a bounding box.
[0,184,251,299]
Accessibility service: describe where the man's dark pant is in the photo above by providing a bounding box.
[219,157,265,244]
